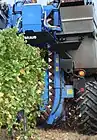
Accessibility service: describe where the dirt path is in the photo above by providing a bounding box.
[0,128,97,140]
[34,129,97,140]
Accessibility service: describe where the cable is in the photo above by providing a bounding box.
[44,11,60,29]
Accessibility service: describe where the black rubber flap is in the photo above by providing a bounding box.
[24,31,56,47]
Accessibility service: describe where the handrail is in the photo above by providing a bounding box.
[62,17,93,22]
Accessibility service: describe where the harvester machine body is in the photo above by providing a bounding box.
[1,0,97,133]
[59,3,97,69]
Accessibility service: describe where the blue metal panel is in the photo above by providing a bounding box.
[43,5,56,17]
[22,4,42,32]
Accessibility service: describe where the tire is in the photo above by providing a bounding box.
[76,81,97,135]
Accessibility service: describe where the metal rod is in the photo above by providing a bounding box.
[62,17,93,22]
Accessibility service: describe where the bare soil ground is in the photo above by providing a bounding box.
[34,129,97,140]
[0,128,97,140]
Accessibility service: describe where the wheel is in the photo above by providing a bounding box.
[76,81,97,135]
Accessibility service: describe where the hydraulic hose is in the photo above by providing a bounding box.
[13,1,25,14]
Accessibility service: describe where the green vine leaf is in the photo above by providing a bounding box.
[0,27,47,138]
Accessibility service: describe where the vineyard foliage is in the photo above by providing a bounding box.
[0,28,47,132]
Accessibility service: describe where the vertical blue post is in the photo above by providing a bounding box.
[54,52,60,89]
[47,52,61,124]
[54,9,59,26]
[51,52,61,114]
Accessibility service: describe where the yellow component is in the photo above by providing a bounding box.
[67,89,73,95]
[16,136,21,140]
[0,92,4,97]
[56,67,59,71]
[20,68,25,74]
[79,70,85,77]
